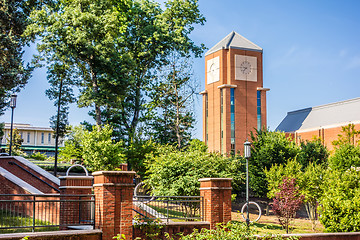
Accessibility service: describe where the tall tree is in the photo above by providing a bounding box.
[0,0,47,115]
[26,0,205,144]
[146,52,196,148]
[46,62,76,175]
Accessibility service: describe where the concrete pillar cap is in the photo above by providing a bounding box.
[198,178,233,182]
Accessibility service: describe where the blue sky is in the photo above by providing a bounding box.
[1,0,360,140]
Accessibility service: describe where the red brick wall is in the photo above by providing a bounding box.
[293,123,360,152]
[0,157,59,193]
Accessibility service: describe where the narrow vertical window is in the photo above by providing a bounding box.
[230,88,235,154]
[27,133,30,143]
[257,90,262,130]
[48,133,51,143]
[220,89,223,153]
[205,94,208,143]
[41,133,44,144]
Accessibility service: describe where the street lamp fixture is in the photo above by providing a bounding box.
[9,94,17,156]
[244,140,251,226]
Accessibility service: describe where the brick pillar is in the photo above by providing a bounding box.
[59,175,93,229]
[93,171,135,240]
[199,178,232,229]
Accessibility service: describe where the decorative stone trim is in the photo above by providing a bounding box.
[59,186,93,189]
[199,187,232,190]
[217,84,237,89]
[93,183,134,187]
[198,178,233,182]
[92,171,136,176]
[59,176,94,180]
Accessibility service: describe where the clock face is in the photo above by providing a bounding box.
[235,55,257,82]
[240,61,251,74]
[207,57,220,84]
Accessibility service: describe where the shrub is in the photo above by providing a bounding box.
[319,168,360,232]
[30,152,47,161]
[272,177,304,234]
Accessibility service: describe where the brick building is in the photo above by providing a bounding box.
[201,31,269,154]
[276,97,360,151]
[0,123,64,156]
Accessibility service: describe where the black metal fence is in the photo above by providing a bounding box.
[133,196,204,223]
[0,194,95,233]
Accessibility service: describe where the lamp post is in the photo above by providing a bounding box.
[9,94,17,156]
[244,140,251,226]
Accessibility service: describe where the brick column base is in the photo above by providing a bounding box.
[199,178,232,229]
[93,171,135,240]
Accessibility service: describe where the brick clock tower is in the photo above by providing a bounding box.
[201,31,269,154]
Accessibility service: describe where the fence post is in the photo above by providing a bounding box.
[59,175,93,229]
[199,178,232,229]
[92,171,135,240]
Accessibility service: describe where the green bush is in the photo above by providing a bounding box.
[319,168,360,232]
[30,152,47,161]
[144,142,244,196]
[328,144,360,172]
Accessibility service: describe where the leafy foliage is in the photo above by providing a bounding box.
[265,160,325,231]
[82,125,125,171]
[319,168,360,232]
[328,143,360,172]
[0,0,43,115]
[6,128,24,155]
[164,221,298,240]
[332,123,360,147]
[249,129,299,197]
[297,138,329,170]
[272,177,304,234]
[144,140,244,196]
[29,152,47,161]
[59,125,86,161]
[146,52,197,149]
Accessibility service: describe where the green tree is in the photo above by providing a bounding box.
[328,143,360,172]
[146,52,196,149]
[297,138,329,170]
[6,128,24,155]
[27,0,205,143]
[0,0,46,115]
[320,168,360,232]
[144,141,243,196]
[82,125,125,171]
[249,129,299,197]
[332,123,360,147]
[265,160,325,231]
[59,125,86,161]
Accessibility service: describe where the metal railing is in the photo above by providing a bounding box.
[0,194,95,233]
[133,196,204,223]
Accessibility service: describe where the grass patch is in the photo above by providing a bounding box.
[0,211,58,233]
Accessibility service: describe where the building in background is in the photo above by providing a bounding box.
[276,97,360,151]
[0,123,64,156]
[201,31,269,154]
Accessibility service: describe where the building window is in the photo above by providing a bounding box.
[20,132,23,139]
[220,89,223,153]
[205,94,208,143]
[48,133,51,143]
[27,133,30,143]
[257,90,261,130]
[230,88,235,154]
[41,133,44,144]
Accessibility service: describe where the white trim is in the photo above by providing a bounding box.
[217,84,237,89]
[295,120,360,133]
[257,87,270,91]
[59,186,93,189]
[199,187,232,190]
[59,176,93,180]
[198,178,233,182]
[93,183,134,187]
[0,166,43,194]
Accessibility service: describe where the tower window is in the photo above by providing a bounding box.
[220,89,223,153]
[205,94,208,143]
[257,90,261,130]
[230,88,235,154]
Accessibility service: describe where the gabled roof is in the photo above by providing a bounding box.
[276,97,360,132]
[205,31,263,56]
